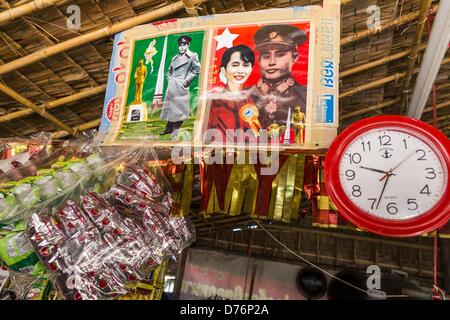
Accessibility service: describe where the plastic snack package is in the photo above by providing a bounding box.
[0,227,46,275]
[0,191,18,222]
[116,165,165,202]
[24,275,52,300]
[27,204,112,300]
[27,195,163,299]
[0,263,9,294]
[33,174,63,202]
[80,192,164,278]
[80,192,135,244]
[105,164,195,255]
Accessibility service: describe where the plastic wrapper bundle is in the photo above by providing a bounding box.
[0,133,53,175]
[21,146,195,300]
[0,135,113,224]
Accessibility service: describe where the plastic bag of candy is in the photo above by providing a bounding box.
[0,136,117,224]
[20,145,195,300]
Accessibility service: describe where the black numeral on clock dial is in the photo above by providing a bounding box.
[387,202,398,215]
[345,170,355,180]
[352,185,361,197]
[407,198,418,210]
[416,149,427,161]
[361,141,371,152]
[348,153,361,164]
[420,185,431,196]
[368,198,377,210]
[378,135,391,146]
[425,168,436,179]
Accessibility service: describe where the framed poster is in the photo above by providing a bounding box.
[204,22,312,147]
[96,0,340,150]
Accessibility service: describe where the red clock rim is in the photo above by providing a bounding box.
[324,115,450,237]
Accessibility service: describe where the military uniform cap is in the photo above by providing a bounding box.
[254,25,306,50]
[178,35,192,44]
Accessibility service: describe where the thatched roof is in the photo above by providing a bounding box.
[0,0,448,138]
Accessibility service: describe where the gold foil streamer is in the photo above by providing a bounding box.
[291,154,306,221]
[179,162,193,217]
[242,164,258,216]
[273,159,288,221]
[282,155,297,223]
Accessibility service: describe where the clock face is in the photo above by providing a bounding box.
[338,128,447,220]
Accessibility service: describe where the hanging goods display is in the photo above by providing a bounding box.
[0,135,195,300]
[324,115,450,237]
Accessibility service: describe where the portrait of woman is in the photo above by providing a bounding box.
[207,45,259,143]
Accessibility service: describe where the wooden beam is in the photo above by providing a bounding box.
[422,100,450,115]
[51,118,100,138]
[427,114,450,124]
[437,83,450,91]
[0,82,74,135]
[0,85,106,123]
[0,0,207,76]
[340,45,427,79]
[258,223,433,251]
[341,99,400,120]
[0,0,64,25]
[340,73,406,98]
[196,237,440,278]
[340,56,450,99]
[182,0,199,16]
[342,98,450,122]
[439,238,450,292]
[173,249,189,300]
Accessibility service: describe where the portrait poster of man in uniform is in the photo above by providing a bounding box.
[206,23,310,146]
[160,35,201,139]
[118,31,204,142]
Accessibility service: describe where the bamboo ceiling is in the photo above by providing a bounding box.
[0,0,448,138]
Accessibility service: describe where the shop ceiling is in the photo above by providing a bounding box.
[0,0,448,138]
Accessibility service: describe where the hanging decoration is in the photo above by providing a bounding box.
[95,1,340,149]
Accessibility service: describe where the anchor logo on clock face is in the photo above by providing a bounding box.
[380,148,393,159]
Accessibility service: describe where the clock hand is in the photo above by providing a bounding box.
[376,171,393,209]
[359,166,390,175]
[380,150,417,181]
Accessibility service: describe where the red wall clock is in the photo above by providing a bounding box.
[324,115,450,237]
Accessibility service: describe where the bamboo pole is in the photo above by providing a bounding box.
[442,56,450,65]
[51,118,101,139]
[340,55,450,99]
[0,82,74,135]
[427,114,450,124]
[0,85,106,123]
[341,99,400,120]
[0,0,63,25]
[341,98,448,121]
[340,73,406,98]
[341,4,439,46]
[400,0,433,112]
[437,83,450,91]
[340,45,427,78]
[423,100,450,114]
[0,0,206,76]
[182,0,199,16]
